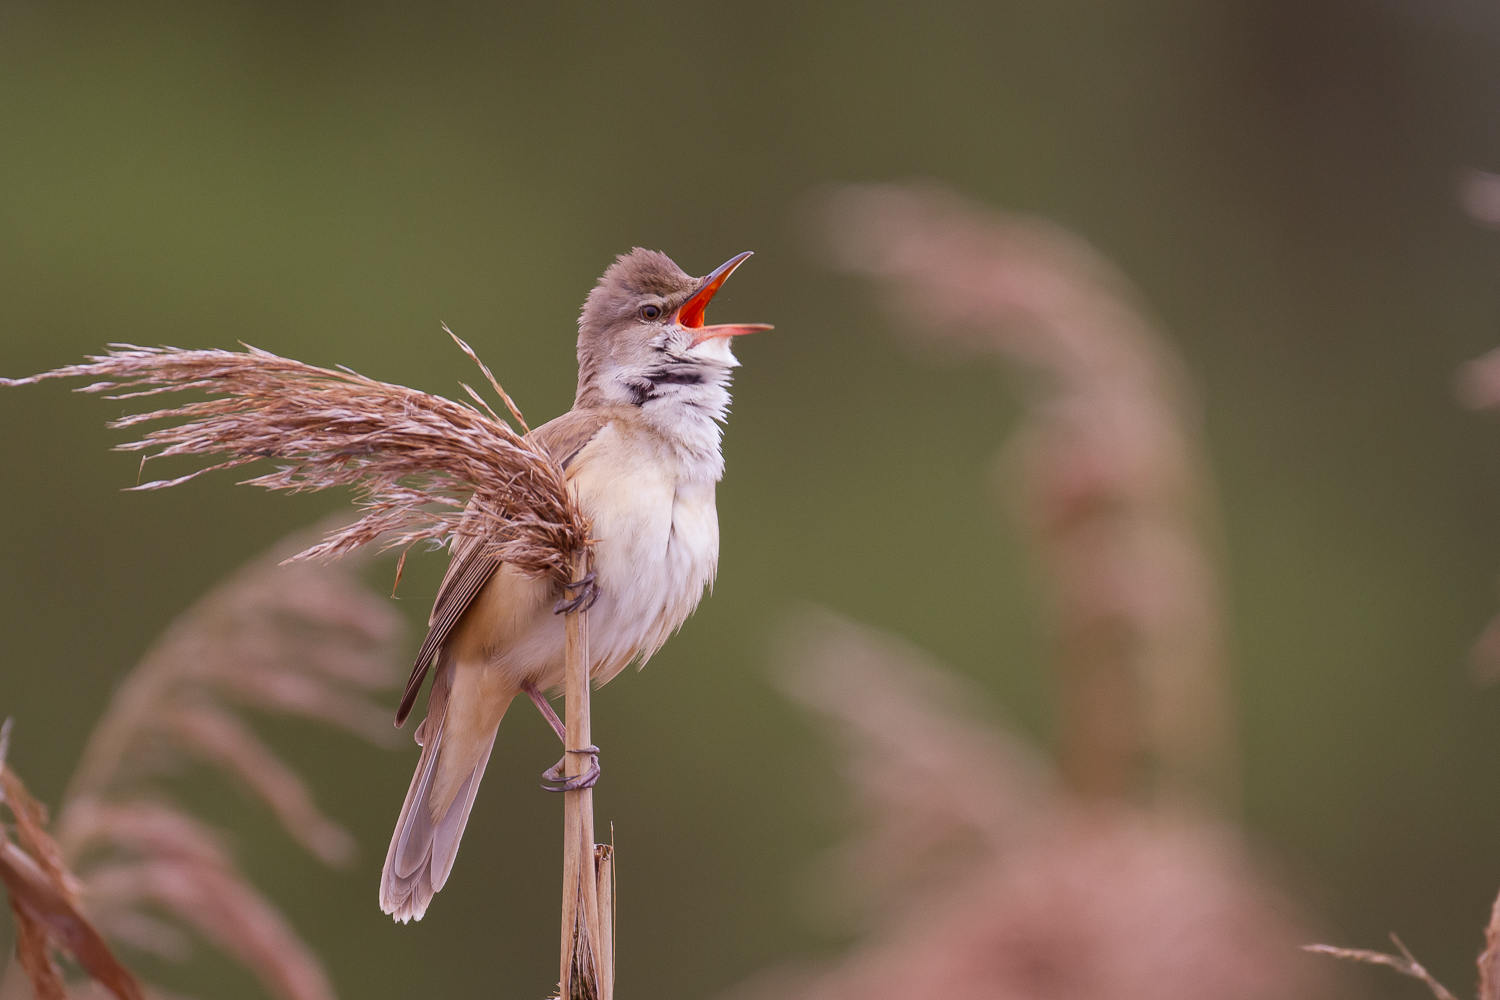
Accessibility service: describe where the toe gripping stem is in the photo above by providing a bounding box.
[553,570,600,616]
[542,746,600,792]
[543,566,600,790]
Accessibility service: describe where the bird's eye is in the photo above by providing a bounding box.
[639,304,662,321]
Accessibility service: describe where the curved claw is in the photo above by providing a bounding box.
[541,745,600,792]
[553,571,601,616]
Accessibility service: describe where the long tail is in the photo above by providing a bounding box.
[380,661,501,922]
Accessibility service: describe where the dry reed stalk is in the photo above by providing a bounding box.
[0,525,408,1000]
[594,843,615,1000]
[0,724,146,1000]
[559,550,611,1000]
[817,182,1236,810]
[726,611,1336,1000]
[0,337,588,586]
[1305,937,1461,1000]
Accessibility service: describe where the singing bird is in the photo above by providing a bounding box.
[380,249,770,921]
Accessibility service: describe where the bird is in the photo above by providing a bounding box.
[380,248,771,922]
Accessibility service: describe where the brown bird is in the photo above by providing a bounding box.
[380,249,770,922]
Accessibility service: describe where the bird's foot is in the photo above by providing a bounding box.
[541,746,600,792]
[553,571,600,615]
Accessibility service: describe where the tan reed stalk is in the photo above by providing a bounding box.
[1305,936,1463,1000]
[594,842,615,1000]
[559,549,608,1000]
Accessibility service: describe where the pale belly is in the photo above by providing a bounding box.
[450,427,720,695]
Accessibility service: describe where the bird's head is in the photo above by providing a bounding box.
[574,249,771,411]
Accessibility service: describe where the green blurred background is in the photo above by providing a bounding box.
[4,1,1500,996]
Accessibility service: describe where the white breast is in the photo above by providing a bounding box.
[565,420,720,685]
[466,409,724,695]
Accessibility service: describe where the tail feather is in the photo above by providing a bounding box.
[430,732,497,892]
[381,662,504,923]
[391,717,444,881]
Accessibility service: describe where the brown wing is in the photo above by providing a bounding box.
[393,407,614,726]
[529,406,617,469]
[394,536,494,725]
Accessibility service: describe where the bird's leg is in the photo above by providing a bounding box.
[552,570,601,615]
[523,681,568,744]
[523,680,601,792]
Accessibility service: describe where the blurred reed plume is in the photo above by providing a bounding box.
[727,611,1335,1000]
[1457,346,1500,682]
[1459,169,1500,231]
[0,722,145,1000]
[0,333,587,585]
[758,185,1343,999]
[817,182,1236,809]
[0,524,406,1000]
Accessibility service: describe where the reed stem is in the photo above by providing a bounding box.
[560,549,611,1000]
[595,843,614,1000]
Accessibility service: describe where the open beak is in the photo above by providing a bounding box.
[674,251,774,346]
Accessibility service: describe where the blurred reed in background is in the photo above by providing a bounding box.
[818,181,1236,810]
[721,611,1335,1000]
[0,722,144,1000]
[708,183,1345,999]
[0,525,404,999]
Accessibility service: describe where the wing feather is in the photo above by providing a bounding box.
[395,543,499,724]
[392,406,615,726]
[530,407,616,469]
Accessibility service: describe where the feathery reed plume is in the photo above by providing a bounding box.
[729,611,1335,1000]
[816,183,1236,809]
[0,524,406,1000]
[0,722,146,1000]
[0,337,588,584]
